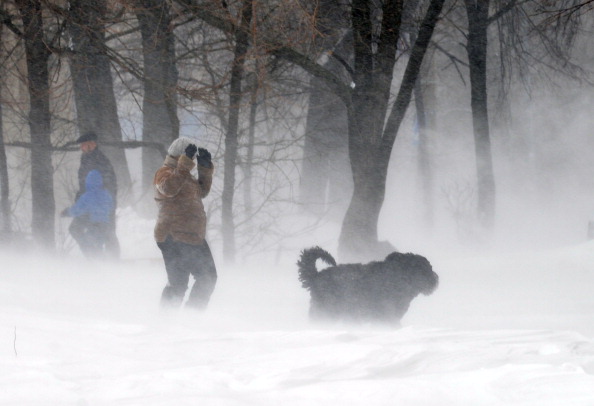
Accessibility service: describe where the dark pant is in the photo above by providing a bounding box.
[157,237,218,309]
[69,216,109,258]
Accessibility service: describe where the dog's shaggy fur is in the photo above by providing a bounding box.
[298,247,439,325]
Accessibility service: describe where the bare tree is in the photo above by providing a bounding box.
[14,0,55,249]
[67,0,132,203]
[0,25,10,237]
[299,0,351,219]
[413,70,434,227]
[403,0,436,229]
[135,0,180,197]
[336,0,445,261]
[457,0,585,231]
[176,0,446,261]
[463,0,496,229]
[221,0,253,263]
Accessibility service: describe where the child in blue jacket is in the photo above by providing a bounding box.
[62,170,114,257]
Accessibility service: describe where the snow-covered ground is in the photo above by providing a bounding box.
[2,208,594,405]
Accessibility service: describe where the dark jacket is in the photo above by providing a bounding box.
[153,155,213,245]
[77,147,117,202]
[67,170,114,223]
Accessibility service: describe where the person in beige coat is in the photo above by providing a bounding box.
[154,137,217,309]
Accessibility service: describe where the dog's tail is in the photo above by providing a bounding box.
[297,246,336,290]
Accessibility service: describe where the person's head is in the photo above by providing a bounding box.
[167,137,196,158]
[76,132,98,154]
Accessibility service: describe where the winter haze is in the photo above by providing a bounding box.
[3,85,594,404]
[2,1,594,405]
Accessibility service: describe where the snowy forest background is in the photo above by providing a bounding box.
[0,0,592,263]
[2,1,594,404]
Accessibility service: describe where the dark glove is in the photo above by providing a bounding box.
[185,143,198,159]
[197,148,213,168]
[60,207,70,217]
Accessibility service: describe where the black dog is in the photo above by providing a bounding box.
[298,246,439,325]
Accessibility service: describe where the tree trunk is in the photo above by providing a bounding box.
[407,3,434,230]
[136,0,179,199]
[300,73,351,219]
[0,53,11,236]
[465,0,496,229]
[338,0,445,262]
[338,139,387,262]
[221,0,252,264]
[68,0,131,205]
[243,78,258,221]
[414,74,434,228]
[300,0,351,219]
[16,0,55,249]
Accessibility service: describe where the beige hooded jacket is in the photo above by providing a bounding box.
[153,154,213,245]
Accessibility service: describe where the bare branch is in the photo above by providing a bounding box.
[174,0,352,106]
[0,8,24,37]
[5,141,167,157]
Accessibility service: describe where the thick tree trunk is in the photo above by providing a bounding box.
[465,0,496,229]
[221,0,252,264]
[338,139,387,262]
[68,0,131,204]
[16,0,55,249]
[136,0,179,197]
[338,0,445,262]
[337,0,396,262]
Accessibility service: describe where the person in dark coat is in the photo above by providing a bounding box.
[62,170,114,257]
[73,132,120,259]
[154,137,217,309]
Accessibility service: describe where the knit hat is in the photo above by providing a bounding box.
[75,132,98,143]
[167,137,196,157]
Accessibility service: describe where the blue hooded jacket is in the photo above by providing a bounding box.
[67,170,114,223]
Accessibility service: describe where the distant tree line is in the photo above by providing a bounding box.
[0,0,591,262]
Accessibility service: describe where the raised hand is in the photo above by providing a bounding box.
[197,148,212,168]
[185,143,198,159]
